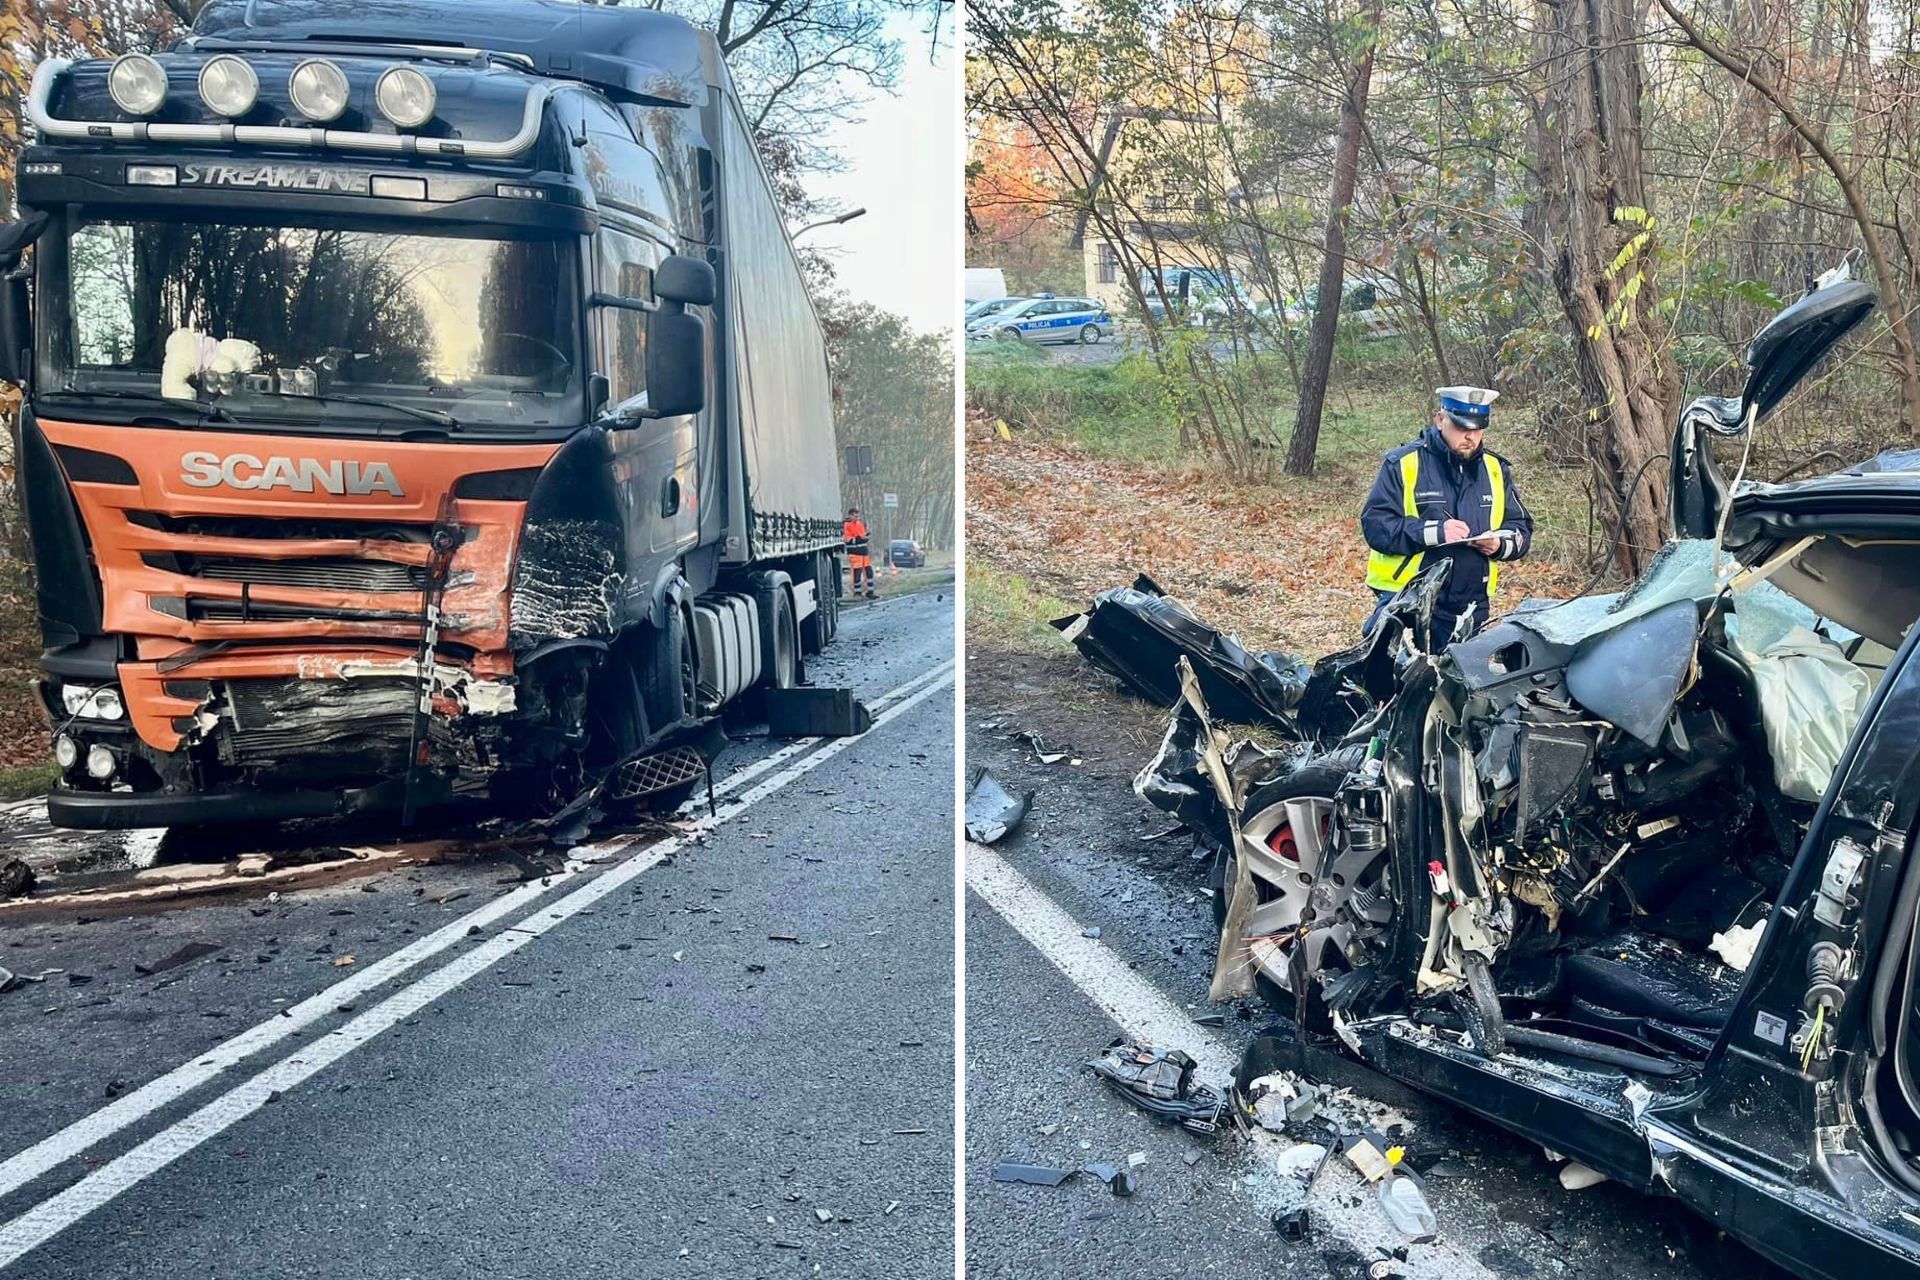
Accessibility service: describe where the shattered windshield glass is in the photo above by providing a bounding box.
[47,217,582,430]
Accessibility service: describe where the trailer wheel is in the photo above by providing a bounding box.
[638,607,695,731]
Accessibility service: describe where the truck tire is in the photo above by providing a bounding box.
[801,553,837,654]
[637,606,695,733]
[765,587,799,690]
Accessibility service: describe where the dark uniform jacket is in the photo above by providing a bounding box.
[1361,426,1534,624]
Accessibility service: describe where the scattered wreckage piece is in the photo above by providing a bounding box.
[1054,574,1317,729]
[965,771,1031,846]
[1084,1039,1226,1134]
[764,687,873,738]
[1113,276,1920,1279]
[991,1162,1078,1188]
[0,857,34,900]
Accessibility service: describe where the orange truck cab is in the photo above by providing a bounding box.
[0,0,845,829]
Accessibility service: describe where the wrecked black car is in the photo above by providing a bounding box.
[1077,278,1920,1277]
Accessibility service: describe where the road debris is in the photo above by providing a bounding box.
[1558,1160,1608,1190]
[1245,1072,1323,1134]
[1,857,36,899]
[0,965,63,994]
[1083,1161,1137,1197]
[134,941,222,976]
[992,1161,1077,1187]
[965,771,1030,845]
[1084,1040,1225,1134]
[1378,1170,1438,1241]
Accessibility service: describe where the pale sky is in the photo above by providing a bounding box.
[798,21,956,338]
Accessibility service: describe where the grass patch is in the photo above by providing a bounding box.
[0,762,54,801]
[967,345,1182,464]
[966,563,1075,655]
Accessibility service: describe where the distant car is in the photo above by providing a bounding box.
[965,297,1028,324]
[1281,276,1408,339]
[966,296,1111,344]
[886,538,925,568]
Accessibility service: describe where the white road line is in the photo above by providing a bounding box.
[0,662,951,1210]
[964,842,1238,1082]
[0,670,953,1270]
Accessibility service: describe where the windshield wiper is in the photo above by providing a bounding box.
[232,390,461,432]
[44,388,233,423]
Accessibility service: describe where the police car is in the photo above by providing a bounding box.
[967,296,1111,344]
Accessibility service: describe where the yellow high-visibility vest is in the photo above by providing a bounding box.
[1364,450,1506,595]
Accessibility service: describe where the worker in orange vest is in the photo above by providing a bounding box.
[843,506,877,599]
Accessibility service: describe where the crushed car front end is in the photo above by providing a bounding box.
[1082,277,1920,1277]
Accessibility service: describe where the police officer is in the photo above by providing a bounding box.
[1361,386,1533,646]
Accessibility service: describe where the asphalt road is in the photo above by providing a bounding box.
[0,586,955,1279]
[962,664,1790,1280]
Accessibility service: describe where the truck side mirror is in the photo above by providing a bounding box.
[0,273,28,387]
[0,212,48,387]
[656,254,715,307]
[644,305,706,418]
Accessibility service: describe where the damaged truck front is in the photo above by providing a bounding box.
[3,0,846,829]
[1116,278,1920,1277]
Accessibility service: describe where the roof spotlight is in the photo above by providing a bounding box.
[108,54,168,117]
[198,55,258,118]
[375,65,436,129]
[289,59,350,122]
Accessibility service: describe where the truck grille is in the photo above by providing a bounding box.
[149,554,427,593]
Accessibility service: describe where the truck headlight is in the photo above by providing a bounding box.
[289,59,350,123]
[376,66,436,129]
[109,54,168,116]
[62,685,125,721]
[54,735,78,769]
[199,55,259,118]
[85,745,117,781]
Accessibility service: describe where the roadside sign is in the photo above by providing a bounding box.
[845,445,873,476]
[883,493,899,508]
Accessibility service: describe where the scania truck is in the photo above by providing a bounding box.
[1,0,846,828]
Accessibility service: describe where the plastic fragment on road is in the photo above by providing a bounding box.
[133,940,222,976]
[965,770,1032,845]
[1083,1162,1136,1196]
[1344,1135,1393,1182]
[1084,1039,1226,1134]
[1379,1170,1439,1241]
[992,1161,1077,1187]
[1559,1160,1608,1190]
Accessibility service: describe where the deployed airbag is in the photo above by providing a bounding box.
[1726,615,1871,802]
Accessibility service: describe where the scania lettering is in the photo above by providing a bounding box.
[179,453,407,497]
[1,0,847,829]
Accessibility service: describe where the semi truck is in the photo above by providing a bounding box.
[0,0,847,829]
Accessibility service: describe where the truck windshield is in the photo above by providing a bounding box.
[45,217,582,432]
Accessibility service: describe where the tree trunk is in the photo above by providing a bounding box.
[1284,0,1383,478]
[1535,0,1679,577]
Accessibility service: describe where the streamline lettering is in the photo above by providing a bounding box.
[179,165,362,193]
[180,451,405,497]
